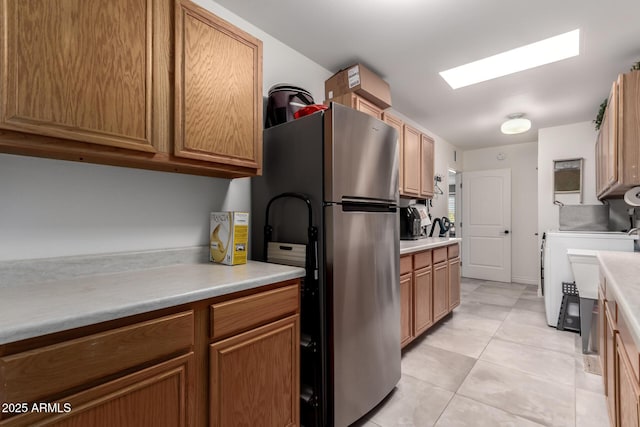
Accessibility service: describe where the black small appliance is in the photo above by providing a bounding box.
[400,206,421,240]
[265,84,314,128]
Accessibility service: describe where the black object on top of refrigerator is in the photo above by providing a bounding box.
[251,103,400,427]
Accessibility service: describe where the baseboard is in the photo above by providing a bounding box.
[511,276,538,285]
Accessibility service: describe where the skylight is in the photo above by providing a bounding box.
[439,29,580,89]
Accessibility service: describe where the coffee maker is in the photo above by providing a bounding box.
[412,204,431,237]
[400,206,421,240]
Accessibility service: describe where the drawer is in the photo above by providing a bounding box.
[447,243,459,259]
[0,311,194,405]
[400,255,413,275]
[210,284,299,340]
[414,250,431,269]
[617,307,640,383]
[433,247,447,264]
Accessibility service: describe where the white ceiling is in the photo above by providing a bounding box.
[213,0,640,150]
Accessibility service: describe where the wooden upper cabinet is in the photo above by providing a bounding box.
[353,95,383,119]
[597,71,640,198]
[175,0,263,169]
[382,112,404,193]
[332,93,383,119]
[0,0,155,152]
[403,124,421,196]
[420,134,435,198]
[604,80,618,189]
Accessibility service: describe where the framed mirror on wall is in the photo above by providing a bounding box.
[553,158,583,203]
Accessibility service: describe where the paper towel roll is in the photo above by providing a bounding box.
[624,186,640,206]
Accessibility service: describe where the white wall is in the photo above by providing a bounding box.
[462,142,539,284]
[537,121,598,237]
[0,1,332,261]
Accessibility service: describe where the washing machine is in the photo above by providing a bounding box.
[543,231,637,327]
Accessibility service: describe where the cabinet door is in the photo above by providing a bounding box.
[0,0,155,152]
[433,261,449,322]
[400,273,414,348]
[420,134,435,198]
[414,267,433,335]
[175,0,262,169]
[600,289,607,386]
[383,112,404,193]
[2,354,194,427]
[596,136,604,196]
[617,340,640,427]
[354,96,383,119]
[448,257,461,310]
[606,306,617,426]
[210,315,299,427]
[403,125,421,196]
[605,81,619,188]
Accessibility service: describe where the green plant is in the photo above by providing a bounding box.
[594,98,608,131]
[631,61,640,71]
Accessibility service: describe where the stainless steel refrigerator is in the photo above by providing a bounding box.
[251,103,400,427]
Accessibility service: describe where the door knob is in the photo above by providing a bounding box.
[503,230,510,234]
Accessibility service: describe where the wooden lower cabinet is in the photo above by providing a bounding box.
[448,257,461,310]
[433,261,449,322]
[2,354,194,427]
[414,266,433,335]
[606,305,618,425]
[0,280,300,427]
[210,315,299,427]
[599,275,640,427]
[617,340,640,427]
[400,243,460,349]
[600,288,607,380]
[400,272,414,346]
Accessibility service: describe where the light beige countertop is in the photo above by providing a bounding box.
[597,251,640,351]
[400,237,461,255]
[0,249,305,345]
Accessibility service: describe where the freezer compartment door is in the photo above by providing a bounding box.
[326,204,400,426]
[325,103,399,204]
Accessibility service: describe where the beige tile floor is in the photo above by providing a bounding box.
[353,277,608,427]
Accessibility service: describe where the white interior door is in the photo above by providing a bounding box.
[462,169,511,282]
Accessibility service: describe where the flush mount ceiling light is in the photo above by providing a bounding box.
[439,29,580,89]
[501,113,531,134]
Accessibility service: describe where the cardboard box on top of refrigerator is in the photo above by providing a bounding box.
[210,212,249,265]
[324,63,392,110]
